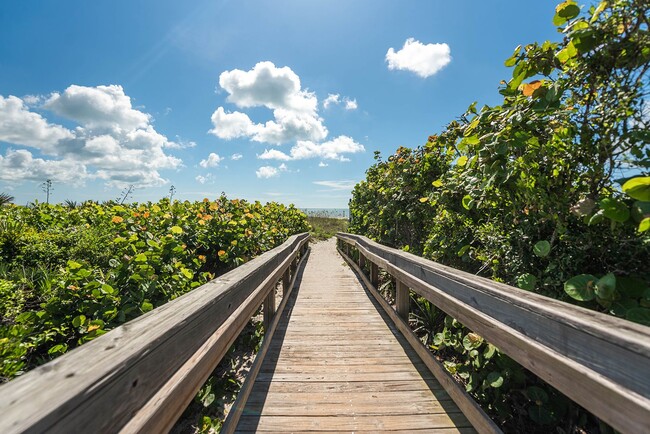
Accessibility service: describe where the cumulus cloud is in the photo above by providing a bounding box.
[209,61,327,145]
[195,173,215,184]
[257,135,364,162]
[231,153,243,160]
[0,95,73,149]
[344,99,358,110]
[0,149,88,184]
[386,38,451,78]
[256,165,280,178]
[199,152,223,168]
[0,85,182,187]
[318,161,328,167]
[45,84,150,131]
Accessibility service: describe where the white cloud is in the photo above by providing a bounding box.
[344,98,358,110]
[313,180,357,191]
[256,165,280,178]
[0,149,87,185]
[210,61,328,145]
[323,94,340,109]
[322,93,357,111]
[0,86,182,188]
[195,174,215,184]
[0,95,73,149]
[386,38,451,78]
[219,61,317,113]
[199,152,223,168]
[231,153,243,160]
[258,148,292,161]
[319,161,328,167]
[256,136,364,162]
[45,84,150,131]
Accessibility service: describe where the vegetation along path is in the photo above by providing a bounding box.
[230,238,474,432]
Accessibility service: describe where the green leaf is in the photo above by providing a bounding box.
[483,344,497,359]
[599,197,630,223]
[564,274,598,301]
[134,253,147,263]
[170,225,183,234]
[67,260,83,270]
[590,1,607,23]
[626,308,650,326]
[486,371,504,388]
[432,180,443,188]
[527,386,549,404]
[640,218,650,233]
[462,195,472,210]
[48,344,68,356]
[595,273,616,300]
[556,1,580,19]
[517,273,537,291]
[533,240,551,258]
[556,41,578,63]
[181,268,194,279]
[457,245,471,257]
[141,301,154,313]
[72,315,86,328]
[462,333,483,351]
[457,156,468,167]
[101,284,115,295]
[631,201,650,222]
[622,177,650,201]
[419,197,428,203]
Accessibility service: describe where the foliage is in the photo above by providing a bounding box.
[0,195,309,382]
[350,0,649,431]
[0,193,14,206]
[307,216,348,240]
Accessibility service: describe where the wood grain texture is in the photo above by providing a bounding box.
[231,239,476,433]
[337,233,650,434]
[0,233,309,434]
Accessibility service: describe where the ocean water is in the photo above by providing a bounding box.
[300,208,349,219]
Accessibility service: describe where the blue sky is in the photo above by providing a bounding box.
[0,1,560,207]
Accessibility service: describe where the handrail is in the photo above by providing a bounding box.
[0,232,310,434]
[336,232,650,434]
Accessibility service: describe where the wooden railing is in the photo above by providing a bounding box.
[336,232,650,434]
[0,233,310,434]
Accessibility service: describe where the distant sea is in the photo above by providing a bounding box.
[300,208,349,219]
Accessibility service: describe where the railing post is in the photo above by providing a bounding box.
[282,266,291,298]
[396,279,409,321]
[371,262,379,287]
[359,252,366,270]
[264,287,276,330]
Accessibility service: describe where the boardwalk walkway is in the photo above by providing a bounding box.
[233,239,475,433]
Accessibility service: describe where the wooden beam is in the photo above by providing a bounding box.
[263,287,276,330]
[371,262,379,287]
[396,279,409,321]
[282,267,291,298]
[0,234,310,434]
[336,233,650,434]
[338,245,501,434]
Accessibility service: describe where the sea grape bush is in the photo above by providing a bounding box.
[0,195,309,382]
[351,0,649,431]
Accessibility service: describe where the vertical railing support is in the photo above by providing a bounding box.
[396,279,409,321]
[370,262,379,288]
[282,266,291,298]
[359,252,366,270]
[264,287,276,330]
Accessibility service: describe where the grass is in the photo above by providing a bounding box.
[308,216,348,240]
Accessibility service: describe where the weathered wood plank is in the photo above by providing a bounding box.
[0,233,309,434]
[338,232,650,434]
[236,413,473,431]
[231,239,478,433]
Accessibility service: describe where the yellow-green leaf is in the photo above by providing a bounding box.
[170,225,183,234]
[457,156,468,167]
[622,177,650,201]
[639,218,650,233]
[432,180,443,188]
[419,197,428,203]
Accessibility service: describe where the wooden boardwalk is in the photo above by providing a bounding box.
[233,239,475,433]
